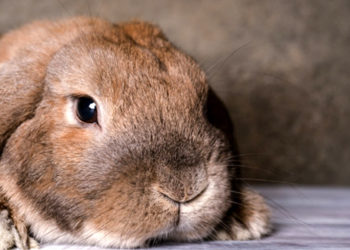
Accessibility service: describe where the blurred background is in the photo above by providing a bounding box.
[0,0,349,186]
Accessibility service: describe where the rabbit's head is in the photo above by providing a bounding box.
[0,18,269,248]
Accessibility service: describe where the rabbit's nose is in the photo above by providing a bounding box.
[155,178,209,203]
[154,161,209,203]
[158,184,208,203]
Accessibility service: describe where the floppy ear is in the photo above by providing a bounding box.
[0,20,64,155]
[205,89,271,240]
[206,88,239,155]
[0,17,110,154]
[0,59,45,155]
[0,37,44,249]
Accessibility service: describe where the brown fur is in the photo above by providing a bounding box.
[0,17,270,248]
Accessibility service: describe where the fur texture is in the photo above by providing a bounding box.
[0,17,270,249]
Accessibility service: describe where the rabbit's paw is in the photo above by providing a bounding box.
[0,209,16,250]
[215,188,271,241]
[0,208,38,250]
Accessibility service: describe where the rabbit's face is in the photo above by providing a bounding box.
[4,35,233,248]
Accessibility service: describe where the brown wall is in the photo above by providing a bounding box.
[1,0,349,185]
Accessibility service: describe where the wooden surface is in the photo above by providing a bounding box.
[37,186,350,250]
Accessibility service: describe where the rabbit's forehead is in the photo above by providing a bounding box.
[86,41,207,99]
[47,38,207,110]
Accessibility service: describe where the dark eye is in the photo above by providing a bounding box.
[76,97,98,124]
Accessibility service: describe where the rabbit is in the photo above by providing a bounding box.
[0,17,270,249]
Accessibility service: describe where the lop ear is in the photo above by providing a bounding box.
[0,59,45,155]
[206,88,238,151]
[206,88,241,170]
[0,17,113,154]
[206,89,271,240]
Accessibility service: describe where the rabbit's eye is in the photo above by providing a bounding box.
[76,97,97,123]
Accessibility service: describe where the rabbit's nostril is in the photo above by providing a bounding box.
[157,183,208,204]
[158,191,180,204]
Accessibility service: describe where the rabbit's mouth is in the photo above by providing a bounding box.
[142,166,232,246]
[168,181,229,240]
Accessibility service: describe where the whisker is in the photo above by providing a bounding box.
[243,182,320,237]
[86,0,93,18]
[236,177,299,186]
[229,163,298,179]
[206,41,252,79]
[56,0,73,17]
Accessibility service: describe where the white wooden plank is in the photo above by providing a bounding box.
[20,186,350,249]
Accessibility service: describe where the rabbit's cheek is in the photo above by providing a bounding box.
[80,181,179,248]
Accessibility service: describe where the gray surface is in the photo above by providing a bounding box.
[34,186,350,249]
[0,0,349,186]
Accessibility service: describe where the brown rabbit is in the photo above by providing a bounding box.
[0,17,270,249]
